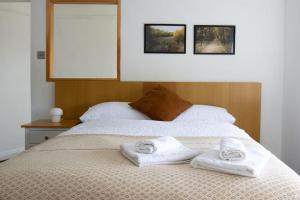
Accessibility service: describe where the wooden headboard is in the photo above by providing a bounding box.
[55,81,261,141]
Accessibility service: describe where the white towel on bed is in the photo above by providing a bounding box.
[121,143,199,167]
[191,147,271,177]
[135,136,183,154]
[219,138,246,161]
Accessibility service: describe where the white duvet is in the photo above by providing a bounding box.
[61,118,251,139]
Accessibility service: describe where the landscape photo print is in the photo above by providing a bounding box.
[194,25,235,54]
[144,24,186,54]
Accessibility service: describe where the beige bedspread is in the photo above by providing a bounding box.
[0,134,300,200]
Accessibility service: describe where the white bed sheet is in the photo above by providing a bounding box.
[61,118,251,139]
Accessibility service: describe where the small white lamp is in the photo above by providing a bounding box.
[50,108,63,123]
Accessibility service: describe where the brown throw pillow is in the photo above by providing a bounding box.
[129,85,192,121]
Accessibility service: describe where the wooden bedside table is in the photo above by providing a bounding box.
[21,119,80,149]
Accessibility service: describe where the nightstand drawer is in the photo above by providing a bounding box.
[29,130,65,144]
[22,119,80,150]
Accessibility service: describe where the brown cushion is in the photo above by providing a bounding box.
[129,85,192,121]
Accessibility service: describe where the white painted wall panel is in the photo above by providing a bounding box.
[283,0,300,174]
[0,2,31,160]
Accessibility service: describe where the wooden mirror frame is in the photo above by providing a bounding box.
[46,0,121,81]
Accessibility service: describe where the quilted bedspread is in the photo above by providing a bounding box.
[0,134,300,200]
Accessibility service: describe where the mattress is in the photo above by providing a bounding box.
[0,120,300,200]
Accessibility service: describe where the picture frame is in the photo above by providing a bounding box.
[144,24,186,54]
[194,25,235,55]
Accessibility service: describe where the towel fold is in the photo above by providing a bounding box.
[191,147,271,177]
[135,136,183,154]
[121,143,199,167]
[219,138,246,161]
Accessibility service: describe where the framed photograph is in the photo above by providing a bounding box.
[194,25,235,55]
[144,24,186,54]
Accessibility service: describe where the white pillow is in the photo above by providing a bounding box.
[173,105,236,124]
[80,102,150,122]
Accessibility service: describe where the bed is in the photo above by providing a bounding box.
[1,118,300,199]
[1,82,300,200]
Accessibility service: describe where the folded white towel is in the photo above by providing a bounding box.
[219,138,246,161]
[135,136,183,154]
[121,143,199,167]
[191,147,271,177]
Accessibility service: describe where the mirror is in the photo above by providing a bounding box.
[47,0,120,81]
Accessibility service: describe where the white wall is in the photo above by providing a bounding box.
[31,0,54,120]
[31,0,285,157]
[0,2,31,160]
[282,0,300,174]
[121,0,285,157]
